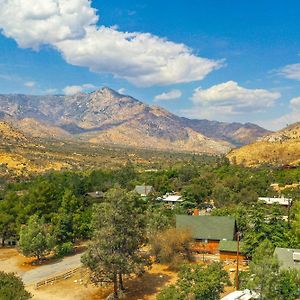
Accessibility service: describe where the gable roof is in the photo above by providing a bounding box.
[134,185,153,196]
[274,247,300,270]
[176,215,236,241]
[218,240,246,254]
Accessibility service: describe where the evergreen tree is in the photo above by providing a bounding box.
[82,187,150,299]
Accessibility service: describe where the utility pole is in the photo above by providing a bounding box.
[236,231,240,291]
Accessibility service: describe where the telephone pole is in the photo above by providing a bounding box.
[236,231,240,290]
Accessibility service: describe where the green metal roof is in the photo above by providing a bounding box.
[274,247,300,270]
[176,215,236,241]
[218,240,246,253]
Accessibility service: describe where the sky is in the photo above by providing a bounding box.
[0,0,300,130]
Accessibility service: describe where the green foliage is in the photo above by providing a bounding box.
[82,187,150,297]
[0,271,31,300]
[157,262,230,300]
[55,242,74,257]
[18,215,55,261]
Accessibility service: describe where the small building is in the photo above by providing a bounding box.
[221,290,258,300]
[274,247,300,270]
[134,185,154,197]
[176,215,237,254]
[219,240,247,262]
[258,196,292,206]
[157,194,183,205]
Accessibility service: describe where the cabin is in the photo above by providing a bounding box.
[176,215,237,254]
[274,247,300,270]
[134,185,154,197]
[219,240,247,262]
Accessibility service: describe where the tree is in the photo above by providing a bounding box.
[0,271,31,300]
[81,187,150,299]
[157,262,230,300]
[18,215,55,261]
[246,240,279,299]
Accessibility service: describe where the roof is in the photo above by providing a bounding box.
[274,247,300,270]
[134,185,153,196]
[218,240,246,254]
[258,197,292,206]
[221,290,258,300]
[176,215,236,241]
[160,195,183,202]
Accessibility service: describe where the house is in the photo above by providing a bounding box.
[258,196,292,206]
[219,240,247,262]
[176,215,237,254]
[157,194,183,205]
[221,290,258,300]
[134,185,153,197]
[274,247,300,270]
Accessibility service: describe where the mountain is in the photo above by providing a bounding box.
[181,118,271,146]
[0,87,269,154]
[227,122,300,166]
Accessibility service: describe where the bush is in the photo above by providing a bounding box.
[0,271,31,300]
[55,242,74,257]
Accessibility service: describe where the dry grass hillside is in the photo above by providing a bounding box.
[227,122,300,167]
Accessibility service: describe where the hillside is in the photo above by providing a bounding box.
[0,88,269,154]
[227,122,300,166]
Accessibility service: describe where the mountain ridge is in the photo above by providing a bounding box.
[0,87,270,154]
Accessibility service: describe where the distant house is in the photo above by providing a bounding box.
[85,191,104,199]
[221,289,258,300]
[157,194,183,205]
[274,247,300,270]
[258,196,292,206]
[219,240,246,262]
[134,185,154,197]
[176,215,237,254]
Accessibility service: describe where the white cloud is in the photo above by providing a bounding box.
[255,97,300,130]
[290,96,300,110]
[154,89,182,101]
[63,83,95,95]
[191,81,281,114]
[0,0,98,49]
[118,88,126,94]
[0,0,223,86]
[24,81,36,88]
[279,63,300,81]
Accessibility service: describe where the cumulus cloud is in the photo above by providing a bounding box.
[154,89,182,101]
[0,0,98,49]
[24,81,36,88]
[290,96,300,110]
[0,0,223,86]
[191,81,281,114]
[279,63,300,81]
[63,83,96,95]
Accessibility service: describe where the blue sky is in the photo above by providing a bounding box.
[0,0,300,130]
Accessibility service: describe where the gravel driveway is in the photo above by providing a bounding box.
[21,253,83,285]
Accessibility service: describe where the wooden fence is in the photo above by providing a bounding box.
[35,266,82,289]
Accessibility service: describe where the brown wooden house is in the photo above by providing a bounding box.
[176,215,237,254]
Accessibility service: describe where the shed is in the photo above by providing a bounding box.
[219,240,246,261]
